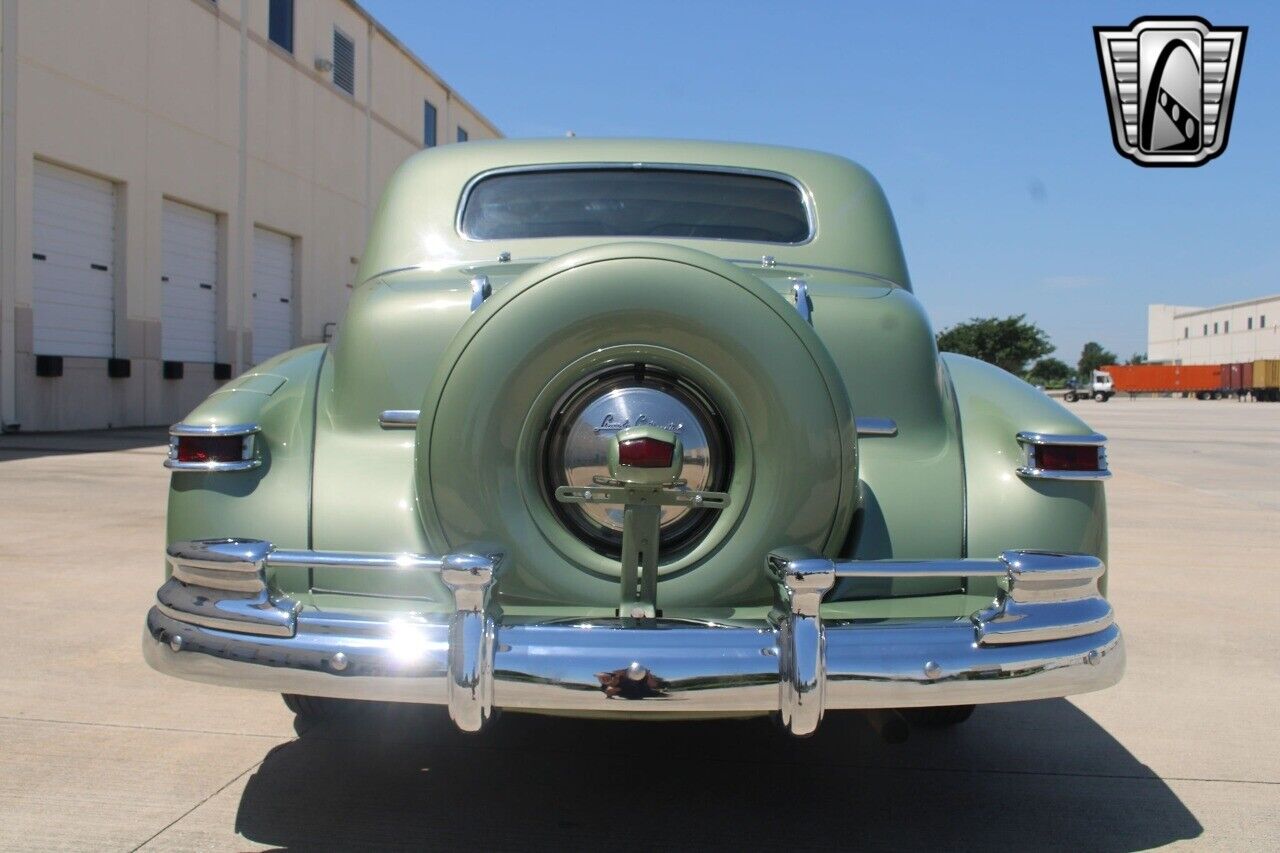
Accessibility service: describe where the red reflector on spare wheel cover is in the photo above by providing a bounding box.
[618,436,675,468]
[1034,444,1099,472]
[175,435,244,463]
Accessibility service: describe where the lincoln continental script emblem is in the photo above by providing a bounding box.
[594,413,685,434]
[1094,17,1247,166]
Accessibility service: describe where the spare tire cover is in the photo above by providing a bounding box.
[416,243,856,607]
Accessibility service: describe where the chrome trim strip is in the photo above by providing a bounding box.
[267,549,444,572]
[378,409,420,429]
[455,162,817,246]
[855,417,898,437]
[727,259,905,289]
[1015,432,1111,481]
[1017,467,1113,482]
[163,458,262,472]
[832,558,1004,578]
[148,543,1121,735]
[1016,431,1107,446]
[168,422,261,436]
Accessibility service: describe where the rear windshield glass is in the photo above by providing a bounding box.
[459,168,810,244]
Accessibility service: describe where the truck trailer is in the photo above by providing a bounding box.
[1102,364,1224,399]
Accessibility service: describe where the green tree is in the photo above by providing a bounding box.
[1127,352,1147,365]
[1078,341,1119,377]
[1028,357,1072,387]
[936,315,1054,376]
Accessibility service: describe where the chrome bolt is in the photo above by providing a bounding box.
[1085,650,1101,667]
[630,606,647,619]
[583,489,593,500]
[497,251,511,263]
[168,634,184,652]
[626,662,648,681]
[761,254,776,268]
[923,660,942,680]
[330,652,348,672]
[693,494,703,504]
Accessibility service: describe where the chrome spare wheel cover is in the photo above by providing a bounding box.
[544,368,728,556]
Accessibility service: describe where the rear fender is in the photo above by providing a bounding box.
[944,354,1108,597]
[165,345,326,595]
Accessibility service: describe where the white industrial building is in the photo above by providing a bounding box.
[0,0,500,431]
[1147,295,1280,365]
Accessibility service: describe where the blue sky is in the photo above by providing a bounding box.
[364,0,1277,365]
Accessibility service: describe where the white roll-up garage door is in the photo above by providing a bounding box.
[252,227,294,364]
[161,200,219,362]
[32,161,116,357]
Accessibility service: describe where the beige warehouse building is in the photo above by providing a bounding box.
[1148,295,1280,365]
[0,0,499,431]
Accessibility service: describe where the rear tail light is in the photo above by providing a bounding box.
[617,436,675,468]
[1032,444,1100,472]
[175,435,246,464]
[165,424,261,471]
[1015,432,1110,481]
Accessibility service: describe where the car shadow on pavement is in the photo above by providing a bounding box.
[235,698,1200,851]
[0,427,168,461]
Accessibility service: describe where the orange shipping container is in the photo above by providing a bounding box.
[1103,364,1222,393]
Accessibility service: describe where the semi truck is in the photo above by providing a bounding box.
[1062,369,1115,403]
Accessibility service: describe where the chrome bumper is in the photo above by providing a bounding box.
[144,540,1124,736]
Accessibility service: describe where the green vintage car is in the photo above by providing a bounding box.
[144,139,1122,738]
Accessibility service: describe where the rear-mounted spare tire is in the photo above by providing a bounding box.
[415,243,856,608]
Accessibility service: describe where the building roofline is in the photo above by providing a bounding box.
[341,0,503,138]
[1164,293,1280,318]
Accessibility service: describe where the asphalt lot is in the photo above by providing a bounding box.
[0,398,1276,850]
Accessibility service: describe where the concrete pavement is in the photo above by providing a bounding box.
[0,398,1276,850]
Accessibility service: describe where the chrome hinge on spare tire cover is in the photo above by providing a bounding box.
[413,242,858,609]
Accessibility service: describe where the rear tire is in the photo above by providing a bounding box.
[282,693,361,721]
[904,704,976,727]
[1064,391,1078,403]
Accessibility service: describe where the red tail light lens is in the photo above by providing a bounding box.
[175,435,246,464]
[1033,444,1100,472]
[618,436,675,468]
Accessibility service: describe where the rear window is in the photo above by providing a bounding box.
[459,168,811,244]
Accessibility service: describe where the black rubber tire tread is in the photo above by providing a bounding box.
[282,693,361,720]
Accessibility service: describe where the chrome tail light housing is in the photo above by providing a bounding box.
[165,423,261,472]
[1016,431,1110,480]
